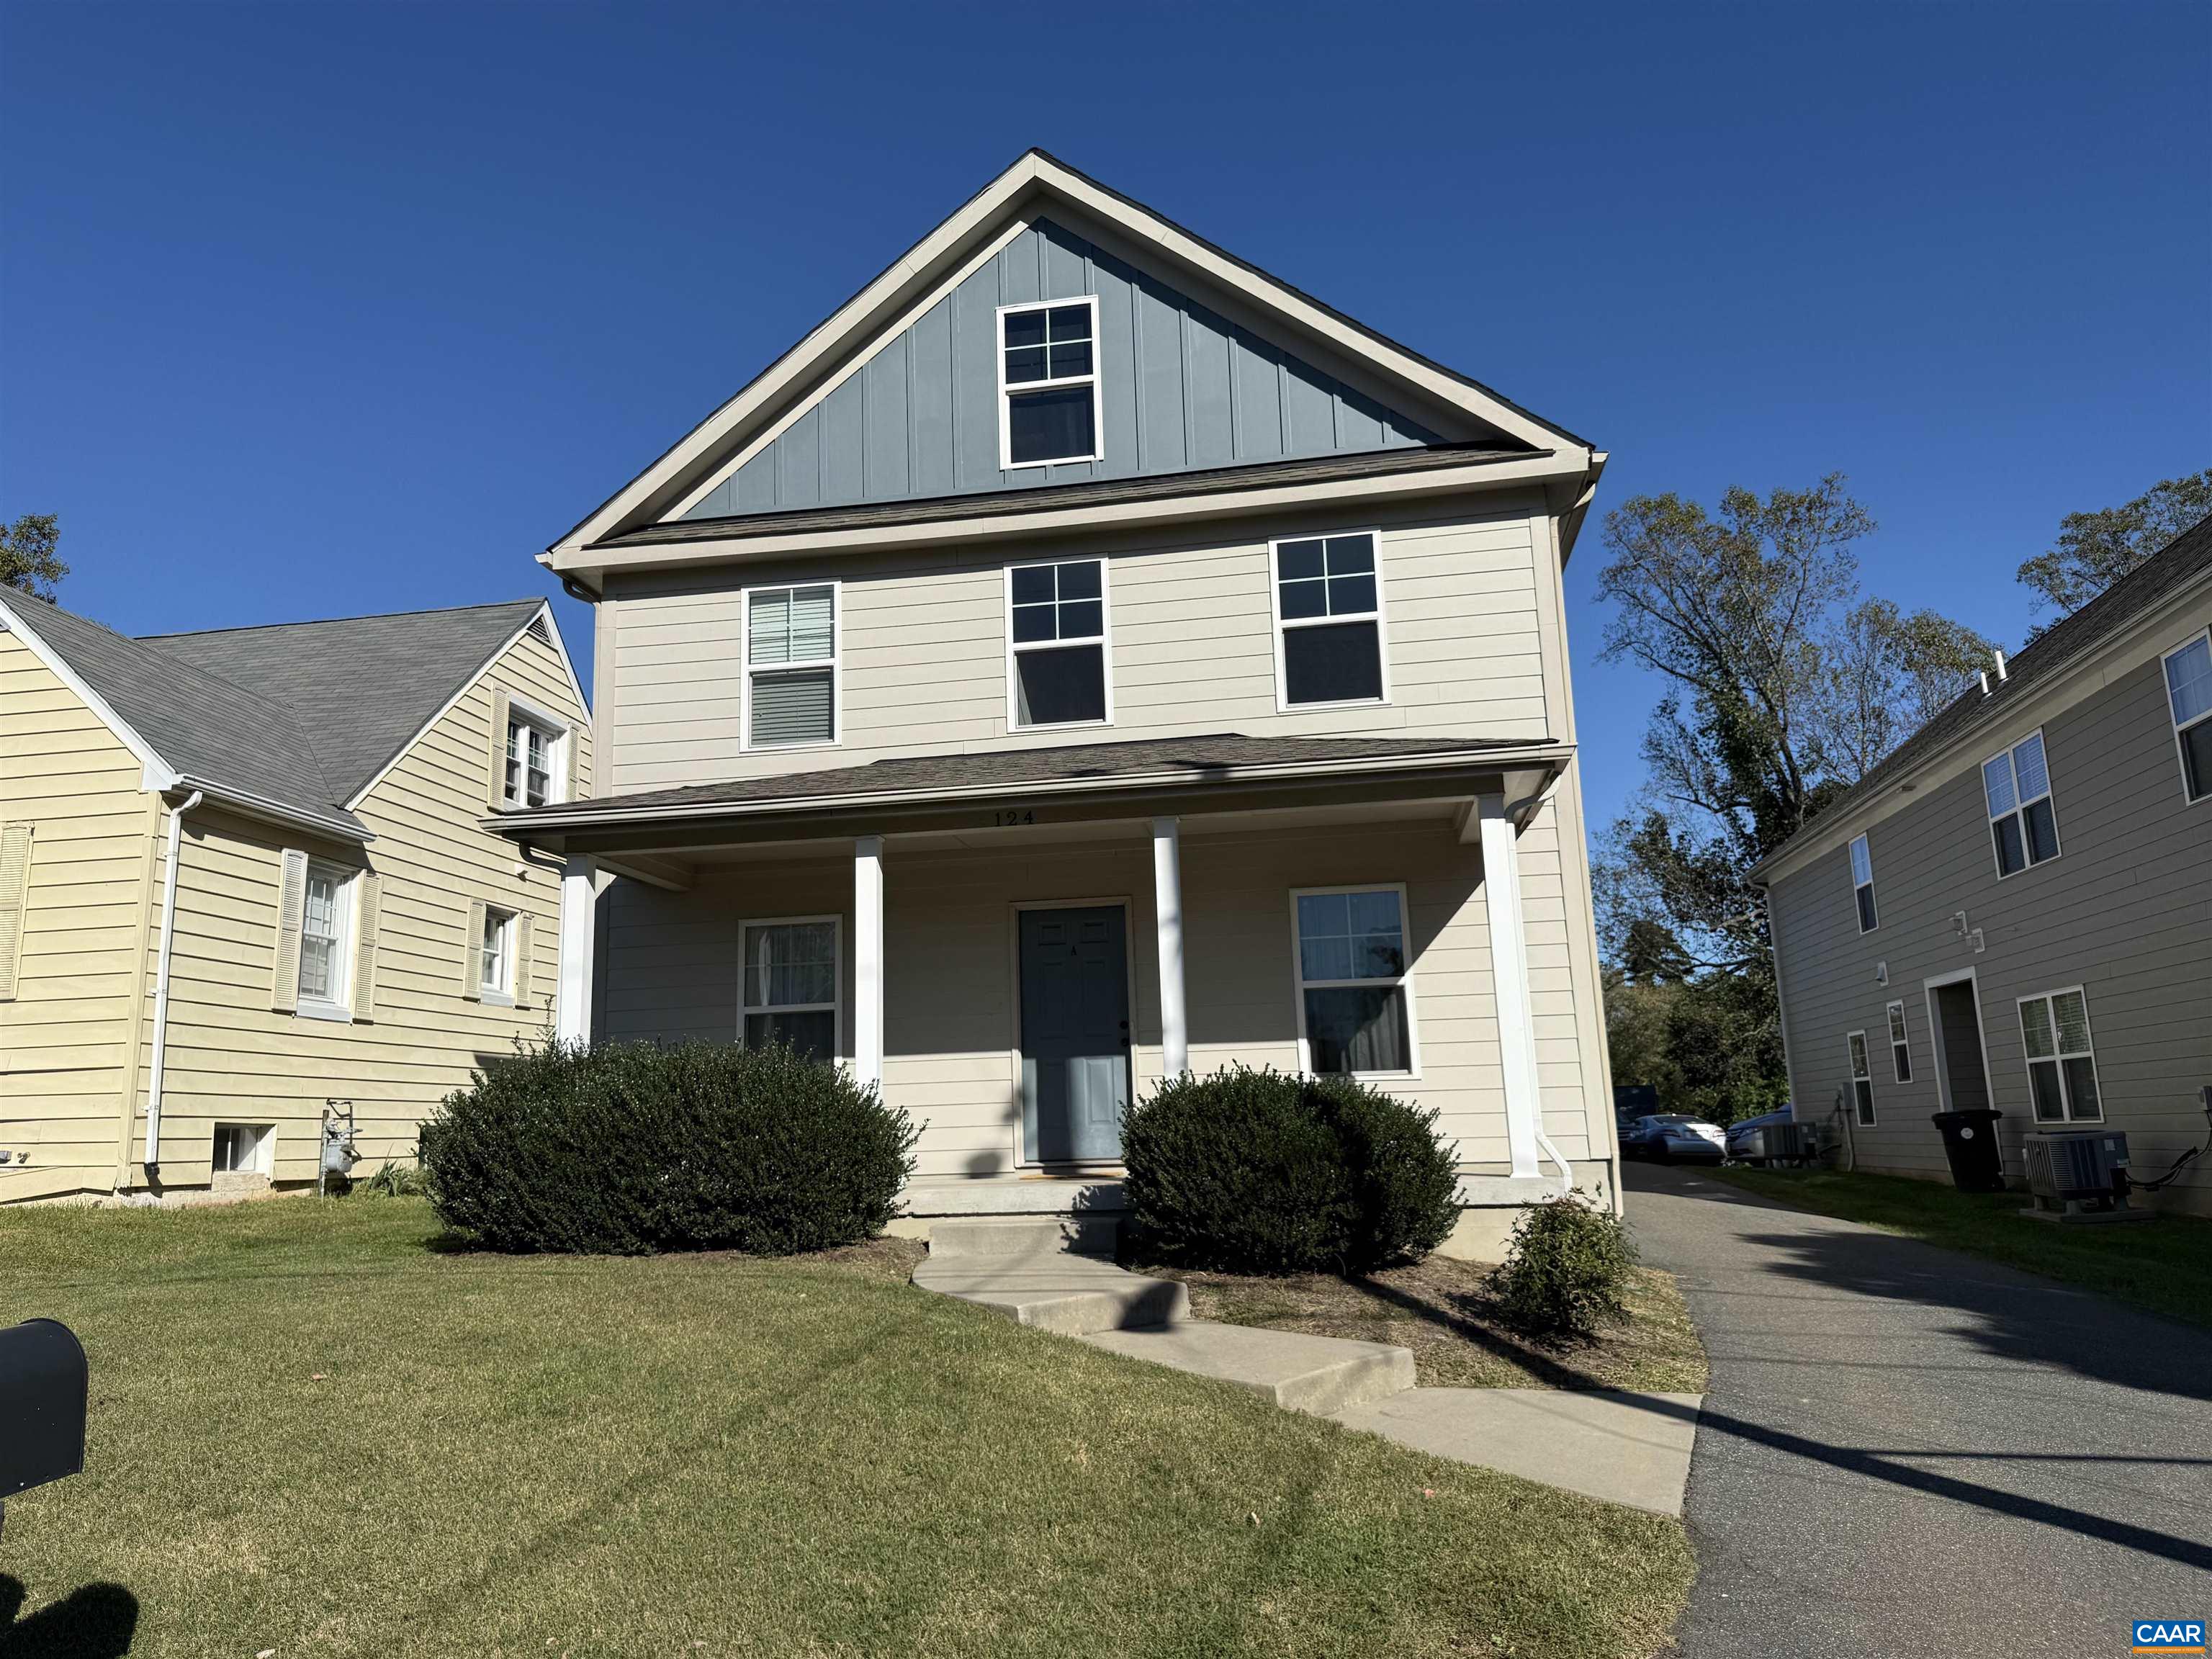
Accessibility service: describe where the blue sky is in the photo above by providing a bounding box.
[4,1,2206,835]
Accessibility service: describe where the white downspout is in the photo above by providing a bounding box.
[144,789,202,1172]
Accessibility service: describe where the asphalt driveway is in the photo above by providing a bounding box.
[1624,1161,2212,1659]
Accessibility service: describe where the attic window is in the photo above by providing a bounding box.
[999,298,1101,469]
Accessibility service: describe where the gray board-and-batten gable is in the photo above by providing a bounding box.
[677,218,1444,523]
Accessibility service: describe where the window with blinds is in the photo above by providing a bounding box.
[2018,987,2103,1123]
[746,584,837,748]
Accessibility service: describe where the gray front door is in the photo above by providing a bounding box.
[1019,906,1130,1164]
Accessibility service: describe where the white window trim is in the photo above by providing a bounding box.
[1848,833,1876,934]
[1002,557,1115,732]
[1982,727,2061,878]
[740,581,842,753]
[479,904,518,1008]
[2162,626,2212,806]
[1286,881,1421,1081]
[1268,528,1393,714]
[737,914,845,1061]
[995,295,1105,471]
[296,860,356,1022]
[503,691,572,809]
[212,1123,274,1177]
[1885,999,1911,1084]
[1846,1028,1875,1125]
[2016,984,2105,1124]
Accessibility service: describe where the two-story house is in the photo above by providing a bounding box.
[0,590,589,1202]
[498,150,1619,1254]
[1752,515,2212,1215]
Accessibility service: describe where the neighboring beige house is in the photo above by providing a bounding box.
[0,590,589,1202]
[1753,516,2212,1215]
[500,149,1620,1254]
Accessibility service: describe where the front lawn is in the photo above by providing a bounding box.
[0,1197,1692,1659]
[1708,1166,2212,1328]
[1154,1259,1708,1393]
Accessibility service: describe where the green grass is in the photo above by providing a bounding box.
[1707,1166,2212,1328]
[0,1198,1692,1659]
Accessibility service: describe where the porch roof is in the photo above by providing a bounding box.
[491,732,1569,857]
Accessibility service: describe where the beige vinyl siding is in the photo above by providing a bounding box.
[601,497,1551,794]
[600,808,1600,1182]
[0,629,159,1202]
[1769,645,2212,1213]
[121,626,590,1187]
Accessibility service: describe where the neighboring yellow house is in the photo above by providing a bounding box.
[0,590,589,1202]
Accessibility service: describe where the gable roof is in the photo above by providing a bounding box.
[1751,511,2212,881]
[0,590,567,842]
[549,148,1599,567]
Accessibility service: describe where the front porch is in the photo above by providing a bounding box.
[505,734,1613,1254]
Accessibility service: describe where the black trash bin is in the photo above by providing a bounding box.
[1930,1110,2005,1192]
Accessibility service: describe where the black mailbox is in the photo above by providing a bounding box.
[1,1318,88,1501]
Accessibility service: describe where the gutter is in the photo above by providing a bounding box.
[175,775,373,845]
[144,788,203,1172]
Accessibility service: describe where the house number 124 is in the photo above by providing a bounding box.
[992,809,1036,827]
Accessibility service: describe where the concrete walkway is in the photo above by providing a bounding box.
[913,1217,1700,1515]
[1627,1162,2212,1659]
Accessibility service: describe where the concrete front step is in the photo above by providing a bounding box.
[911,1251,1189,1336]
[925,1216,1119,1259]
[1079,1321,1417,1417]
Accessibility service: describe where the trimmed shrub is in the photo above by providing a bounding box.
[1490,1192,1637,1339]
[1120,1065,1459,1273]
[420,1040,917,1254]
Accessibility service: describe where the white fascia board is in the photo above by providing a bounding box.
[178,776,373,845]
[0,593,180,791]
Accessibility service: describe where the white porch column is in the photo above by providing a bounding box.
[1151,817,1188,1076]
[1478,794,1542,1179]
[555,855,597,1046]
[854,835,885,1089]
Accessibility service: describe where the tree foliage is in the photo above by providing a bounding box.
[2015,469,2212,616]
[0,513,66,602]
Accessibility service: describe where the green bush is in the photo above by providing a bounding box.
[420,1040,918,1254]
[1120,1065,1459,1273]
[1491,1192,1637,1339]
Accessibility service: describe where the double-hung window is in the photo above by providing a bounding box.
[1848,834,1877,932]
[297,862,354,1017]
[2018,987,2103,1123]
[479,906,517,1001]
[740,917,840,1063]
[1290,886,1416,1076]
[2164,628,2212,802]
[503,711,562,808]
[1886,999,1912,1083]
[998,298,1100,468]
[1274,531,1386,708]
[1846,1030,1875,1125]
[745,584,837,749]
[1007,558,1109,728]
[1982,730,2059,876]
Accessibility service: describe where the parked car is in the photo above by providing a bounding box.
[1622,1115,1727,1162]
[1725,1109,1797,1164]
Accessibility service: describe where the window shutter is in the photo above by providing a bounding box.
[271,848,309,1012]
[514,912,534,1007]
[351,872,381,1022]
[0,823,33,1002]
[486,687,511,811]
[462,899,486,999]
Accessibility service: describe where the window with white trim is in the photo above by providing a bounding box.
[745,584,837,748]
[1291,886,1416,1076]
[1982,730,2059,876]
[503,710,563,809]
[2163,628,2212,802]
[298,862,354,1013]
[1274,531,1386,707]
[740,917,840,1063]
[1007,558,1109,729]
[1846,1030,1875,1125]
[1886,999,1911,1083]
[1848,834,1877,933]
[479,905,517,1000]
[212,1123,273,1176]
[2018,987,2103,1123]
[999,298,1100,468]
